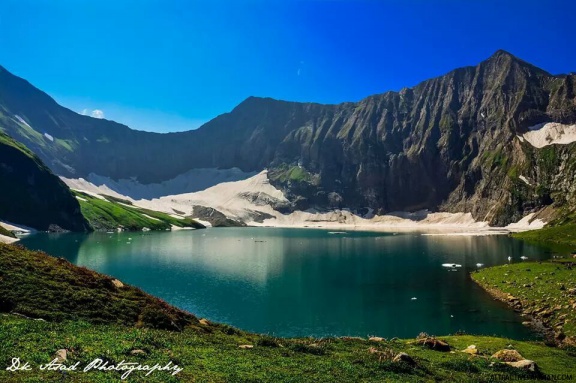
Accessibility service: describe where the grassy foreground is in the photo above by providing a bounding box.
[1,243,576,382]
[74,191,204,232]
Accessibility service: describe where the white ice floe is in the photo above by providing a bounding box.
[522,122,576,148]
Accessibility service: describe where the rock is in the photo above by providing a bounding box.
[416,337,450,352]
[541,310,553,318]
[198,318,209,325]
[368,347,380,354]
[416,332,429,339]
[369,337,385,342]
[555,332,566,342]
[238,345,254,349]
[506,359,537,372]
[54,349,67,362]
[393,352,416,366]
[491,349,524,362]
[461,345,478,355]
[130,349,147,356]
[111,279,124,288]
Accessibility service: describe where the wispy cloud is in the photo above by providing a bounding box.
[297,60,304,76]
[81,108,105,119]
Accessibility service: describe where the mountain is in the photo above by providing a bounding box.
[1,50,576,226]
[0,132,90,231]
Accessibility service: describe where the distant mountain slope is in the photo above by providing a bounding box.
[0,132,90,231]
[1,50,576,225]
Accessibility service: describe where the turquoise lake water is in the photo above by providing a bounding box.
[21,227,550,339]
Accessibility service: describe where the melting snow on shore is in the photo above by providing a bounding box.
[62,170,546,235]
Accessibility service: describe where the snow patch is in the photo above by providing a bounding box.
[505,213,546,231]
[14,115,32,129]
[0,220,37,243]
[141,214,161,221]
[523,122,576,148]
[519,175,531,186]
[63,170,547,235]
[80,168,257,200]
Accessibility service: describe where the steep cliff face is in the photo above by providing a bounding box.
[0,133,90,231]
[1,51,575,225]
[263,51,576,225]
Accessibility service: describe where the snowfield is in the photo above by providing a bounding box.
[523,122,576,148]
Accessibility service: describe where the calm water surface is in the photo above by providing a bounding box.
[21,228,551,339]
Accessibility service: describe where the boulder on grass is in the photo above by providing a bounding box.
[491,349,524,362]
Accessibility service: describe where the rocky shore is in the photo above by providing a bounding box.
[471,260,576,347]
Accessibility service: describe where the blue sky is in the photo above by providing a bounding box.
[0,0,575,133]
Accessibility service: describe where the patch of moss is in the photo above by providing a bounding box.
[269,164,314,184]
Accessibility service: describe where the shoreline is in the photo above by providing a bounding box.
[471,262,576,347]
[470,274,554,342]
[62,172,546,235]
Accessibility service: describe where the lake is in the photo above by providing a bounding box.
[20,227,550,339]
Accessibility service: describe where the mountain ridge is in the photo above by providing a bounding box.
[1,50,576,225]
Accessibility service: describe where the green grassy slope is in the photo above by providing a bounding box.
[512,224,576,253]
[0,225,16,238]
[0,243,198,330]
[1,243,576,382]
[73,191,204,231]
[472,261,576,345]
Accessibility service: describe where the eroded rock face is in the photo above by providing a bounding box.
[190,206,246,227]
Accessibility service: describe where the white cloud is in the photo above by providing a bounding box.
[90,109,105,119]
[81,109,105,119]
